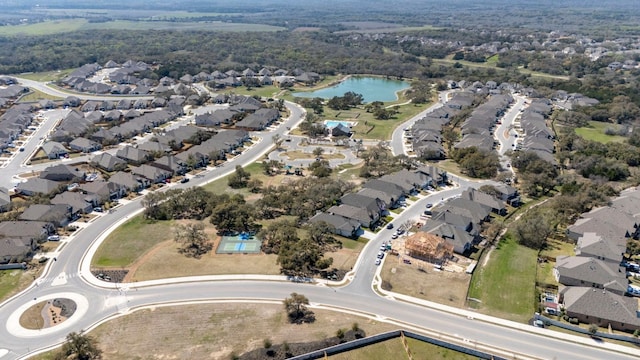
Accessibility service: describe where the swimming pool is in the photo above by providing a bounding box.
[324,120,357,128]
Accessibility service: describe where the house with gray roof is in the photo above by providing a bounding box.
[41,141,68,159]
[150,155,187,175]
[560,287,640,332]
[130,164,172,184]
[567,216,634,242]
[79,180,127,203]
[69,137,101,153]
[40,164,85,182]
[308,212,361,239]
[415,165,448,186]
[89,128,117,144]
[51,191,97,215]
[116,146,151,165]
[0,221,52,241]
[91,152,127,172]
[109,171,147,192]
[421,221,475,255]
[356,188,394,209]
[436,198,491,225]
[327,204,379,229]
[575,232,625,265]
[15,178,60,196]
[461,188,506,215]
[19,204,72,228]
[236,108,280,131]
[138,141,171,155]
[0,237,37,264]
[340,193,386,216]
[554,256,628,295]
[361,179,405,207]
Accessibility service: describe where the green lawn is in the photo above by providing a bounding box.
[92,216,175,267]
[574,121,627,143]
[467,235,538,323]
[330,337,475,360]
[18,89,64,102]
[16,69,74,82]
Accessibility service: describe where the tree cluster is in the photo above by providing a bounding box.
[451,147,499,178]
[142,187,213,220]
[509,151,558,197]
[326,91,363,110]
[228,165,251,188]
[256,177,354,220]
[358,144,409,178]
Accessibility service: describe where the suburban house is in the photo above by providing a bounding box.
[150,155,187,176]
[41,141,69,159]
[560,287,640,332]
[69,137,102,153]
[421,221,476,255]
[491,183,520,206]
[15,178,61,196]
[575,232,625,265]
[326,204,380,229]
[79,180,127,203]
[460,188,507,215]
[308,212,361,238]
[380,169,432,193]
[554,256,628,295]
[91,152,128,172]
[340,193,386,215]
[116,146,151,165]
[19,204,72,228]
[356,188,394,210]
[39,164,85,182]
[89,128,117,144]
[50,191,97,215]
[130,164,172,184]
[361,179,405,207]
[415,165,448,186]
[109,171,147,192]
[138,141,171,154]
[235,108,280,131]
[0,237,37,264]
[0,221,52,242]
[434,199,491,225]
[404,232,454,265]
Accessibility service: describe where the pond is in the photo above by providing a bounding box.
[293,76,410,103]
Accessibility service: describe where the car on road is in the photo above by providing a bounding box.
[93,207,103,213]
[180,177,190,183]
[426,203,433,208]
[47,235,60,241]
[19,147,24,152]
[391,234,398,239]
[375,258,381,266]
[386,223,394,229]
[396,228,404,235]
[377,251,384,259]
[380,244,387,251]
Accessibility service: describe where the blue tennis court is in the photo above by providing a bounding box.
[216,232,262,254]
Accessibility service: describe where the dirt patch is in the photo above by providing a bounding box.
[90,303,398,360]
[381,252,471,308]
[19,301,45,329]
[20,298,76,329]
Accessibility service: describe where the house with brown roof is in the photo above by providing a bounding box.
[404,232,454,265]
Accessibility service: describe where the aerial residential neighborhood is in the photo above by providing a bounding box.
[0,1,639,360]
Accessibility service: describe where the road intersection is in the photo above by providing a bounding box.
[0,80,638,360]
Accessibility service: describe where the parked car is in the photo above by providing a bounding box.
[377,251,384,259]
[47,235,60,241]
[386,223,394,230]
[391,234,398,239]
[180,177,190,183]
[93,207,103,213]
[375,258,381,266]
[426,203,433,208]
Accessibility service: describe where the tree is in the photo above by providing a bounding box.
[210,197,260,235]
[228,165,251,188]
[174,222,212,258]
[283,292,315,323]
[247,178,263,193]
[141,191,168,220]
[312,147,324,158]
[272,133,283,150]
[54,332,102,360]
[512,209,554,249]
[588,324,599,336]
[308,159,332,177]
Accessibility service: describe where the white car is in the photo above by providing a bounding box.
[375,258,381,266]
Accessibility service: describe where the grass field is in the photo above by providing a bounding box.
[330,337,475,360]
[92,216,175,268]
[0,19,284,36]
[574,121,628,143]
[16,69,74,82]
[18,89,64,102]
[467,235,538,323]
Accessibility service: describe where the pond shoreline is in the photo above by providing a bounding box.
[293,75,410,103]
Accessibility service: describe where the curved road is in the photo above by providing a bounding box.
[0,80,637,360]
